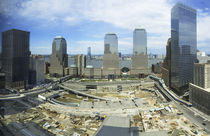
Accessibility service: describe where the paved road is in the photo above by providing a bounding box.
[0,84,53,100]
[177,103,210,133]
[0,75,73,100]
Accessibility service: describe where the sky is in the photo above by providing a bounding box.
[0,0,210,55]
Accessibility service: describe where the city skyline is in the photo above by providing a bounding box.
[0,0,210,55]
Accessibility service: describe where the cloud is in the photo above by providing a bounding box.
[1,0,210,54]
[0,0,172,54]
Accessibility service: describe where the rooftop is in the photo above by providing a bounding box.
[103,116,130,128]
[140,131,168,136]
[106,32,116,35]
[95,116,139,136]
[190,83,210,93]
[55,36,64,39]
[135,27,145,30]
[173,2,196,13]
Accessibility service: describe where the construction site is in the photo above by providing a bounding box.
[0,77,209,136]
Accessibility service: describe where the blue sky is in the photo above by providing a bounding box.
[0,0,210,55]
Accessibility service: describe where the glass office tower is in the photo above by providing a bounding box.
[104,33,118,54]
[52,36,68,66]
[103,33,119,69]
[171,3,197,94]
[133,28,147,55]
[132,28,148,68]
[49,36,68,76]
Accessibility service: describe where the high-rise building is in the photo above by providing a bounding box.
[49,36,68,77]
[87,47,91,60]
[1,29,30,89]
[29,55,44,86]
[74,54,86,76]
[162,38,171,87]
[171,3,197,94]
[131,28,148,68]
[193,62,210,89]
[189,61,210,115]
[103,33,119,69]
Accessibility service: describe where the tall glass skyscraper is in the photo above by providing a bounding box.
[133,28,147,55]
[103,33,119,69]
[171,3,197,94]
[131,28,148,68]
[104,33,118,54]
[49,36,68,76]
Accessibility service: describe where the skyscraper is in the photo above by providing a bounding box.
[1,29,30,89]
[189,61,210,115]
[49,36,68,77]
[171,3,197,94]
[193,62,210,89]
[131,28,148,68]
[162,38,171,87]
[103,33,119,69]
[87,47,91,60]
[74,54,86,76]
[29,55,44,86]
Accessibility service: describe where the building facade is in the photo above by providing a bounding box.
[69,65,78,77]
[44,62,50,74]
[189,61,210,115]
[131,28,148,69]
[29,55,44,86]
[162,38,171,87]
[103,33,119,69]
[171,3,197,94]
[193,62,210,88]
[74,54,86,76]
[130,28,149,77]
[87,47,91,60]
[49,36,68,77]
[1,29,30,89]
[0,73,5,90]
[189,84,210,115]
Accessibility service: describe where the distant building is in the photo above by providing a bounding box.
[189,61,210,115]
[118,52,122,58]
[197,51,210,64]
[74,54,86,76]
[103,33,119,69]
[44,62,50,74]
[162,38,171,87]
[152,62,162,74]
[131,28,148,69]
[49,36,68,77]
[87,47,91,60]
[69,65,78,77]
[171,3,197,94]
[84,65,94,78]
[29,55,44,86]
[130,28,149,77]
[1,29,30,89]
